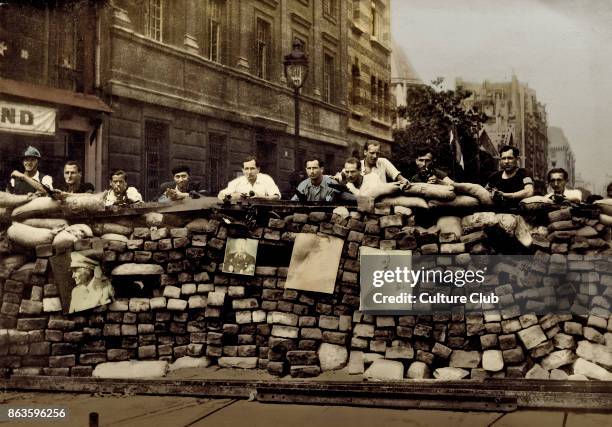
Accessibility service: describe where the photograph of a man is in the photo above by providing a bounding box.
[222,238,258,276]
[67,252,114,313]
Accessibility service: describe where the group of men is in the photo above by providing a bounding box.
[7,143,610,209]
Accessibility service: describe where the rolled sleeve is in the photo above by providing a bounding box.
[380,158,401,181]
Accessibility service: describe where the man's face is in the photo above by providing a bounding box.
[72,267,90,286]
[364,144,380,166]
[23,156,39,173]
[549,172,566,194]
[415,152,433,170]
[110,174,127,195]
[242,160,259,184]
[173,171,190,192]
[235,239,247,253]
[344,162,360,183]
[306,160,323,182]
[64,165,81,186]
[500,149,518,172]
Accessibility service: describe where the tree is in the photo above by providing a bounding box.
[392,78,488,182]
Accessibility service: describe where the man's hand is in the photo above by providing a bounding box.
[10,170,24,180]
[426,175,438,184]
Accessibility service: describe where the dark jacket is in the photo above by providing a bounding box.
[158,180,202,200]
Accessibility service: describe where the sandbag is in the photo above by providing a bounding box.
[0,191,35,208]
[428,195,479,208]
[356,181,401,199]
[461,212,498,231]
[376,196,428,210]
[436,216,463,241]
[594,199,612,216]
[514,215,533,248]
[520,196,554,211]
[600,214,612,227]
[53,224,94,248]
[11,197,61,221]
[453,182,493,206]
[62,192,105,215]
[403,183,456,200]
[144,212,164,227]
[7,222,55,248]
[23,218,69,229]
[101,233,129,242]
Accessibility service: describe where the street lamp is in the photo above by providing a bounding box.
[283,38,309,137]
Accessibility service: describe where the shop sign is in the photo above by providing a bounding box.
[0,101,56,135]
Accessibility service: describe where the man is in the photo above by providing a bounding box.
[486,145,534,208]
[158,165,201,202]
[68,252,114,313]
[224,238,256,275]
[545,168,582,203]
[361,141,409,184]
[291,158,338,202]
[103,170,143,207]
[56,161,95,194]
[7,146,53,195]
[218,156,281,200]
[409,147,454,185]
[335,157,401,198]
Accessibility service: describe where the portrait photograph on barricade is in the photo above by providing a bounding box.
[0,0,611,425]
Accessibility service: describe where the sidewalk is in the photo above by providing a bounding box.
[1,391,610,427]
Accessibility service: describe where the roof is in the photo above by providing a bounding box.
[0,77,112,113]
[390,38,422,84]
[482,123,515,149]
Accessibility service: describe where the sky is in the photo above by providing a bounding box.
[391,0,612,193]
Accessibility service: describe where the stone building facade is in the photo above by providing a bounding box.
[547,126,575,187]
[457,75,549,192]
[346,0,393,155]
[0,1,110,191]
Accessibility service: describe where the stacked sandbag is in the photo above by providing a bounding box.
[0,192,35,209]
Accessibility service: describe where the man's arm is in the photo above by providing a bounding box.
[264,175,281,200]
[503,184,534,200]
[218,178,238,200]
[126,187,143,203]
[381,158,409,184]
[10,171,48,194]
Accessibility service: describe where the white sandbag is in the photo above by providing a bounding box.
[520,196,554,211]
[23,218,69,229]
[600,214,612,227]
[0,254,28,272]
[376,196,429,209]
[11,197,61,221]
[403,183,456,200]
[62,192,105,215]
[112,263,164,275]
[144,212,164,227]
[52,224,93,248]
[461,212,498,231]
[101,233,129,242]
[101,223,133,236]
[0,191,35,208]
[437,216,463,241]
[356,181,401,199]
[7,222,55,248]
[496,214,517,235]
[514,215,533,248]
[453,182,493,206]
[428,195,479,208]
[594,199,612,216]
[92,361,168,379]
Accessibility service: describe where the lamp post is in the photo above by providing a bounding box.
[283,39,309,137]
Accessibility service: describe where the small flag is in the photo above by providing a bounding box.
[450,126,464,168]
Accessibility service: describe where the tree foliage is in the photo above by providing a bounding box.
[392,78,488,182]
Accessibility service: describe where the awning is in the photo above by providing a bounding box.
[0,77,112,113]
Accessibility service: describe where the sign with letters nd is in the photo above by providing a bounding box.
[0,101,56,135]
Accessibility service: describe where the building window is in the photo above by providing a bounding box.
[371,76,377,115]
[208,133,227,194]
[371,1,382,39]
[384,82,389,120]
[352,0,360,21]
[323,0,337,19]
[256,18,271,79]
[323,53,335,103]
[351,63,360,106]
[207,0,223,62]
[145,0,163,42]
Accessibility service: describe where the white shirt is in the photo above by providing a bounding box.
[360,158,401,183]
[10,171,53,190]
[103,187,143,207]
[218,174,281,200]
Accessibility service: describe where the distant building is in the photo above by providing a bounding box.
[547,126,575,187]
[574,173,593,199]
[457,74,549,191]
[390,38,422,130]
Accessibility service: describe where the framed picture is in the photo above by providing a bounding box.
[222,238,259,276]
[50,250,114,314]
[285,233,343,294]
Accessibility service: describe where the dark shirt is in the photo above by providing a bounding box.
[8,172,53,195]
[486,168,533,194]
[410,168,448,183]
[56,182,95,193]
[158,180,202,201]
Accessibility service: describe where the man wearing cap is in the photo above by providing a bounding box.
[69,252,114,313]
[7,146,54,195]
[158,165,201,202]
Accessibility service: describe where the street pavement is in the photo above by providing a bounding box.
[0,392,610,427]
